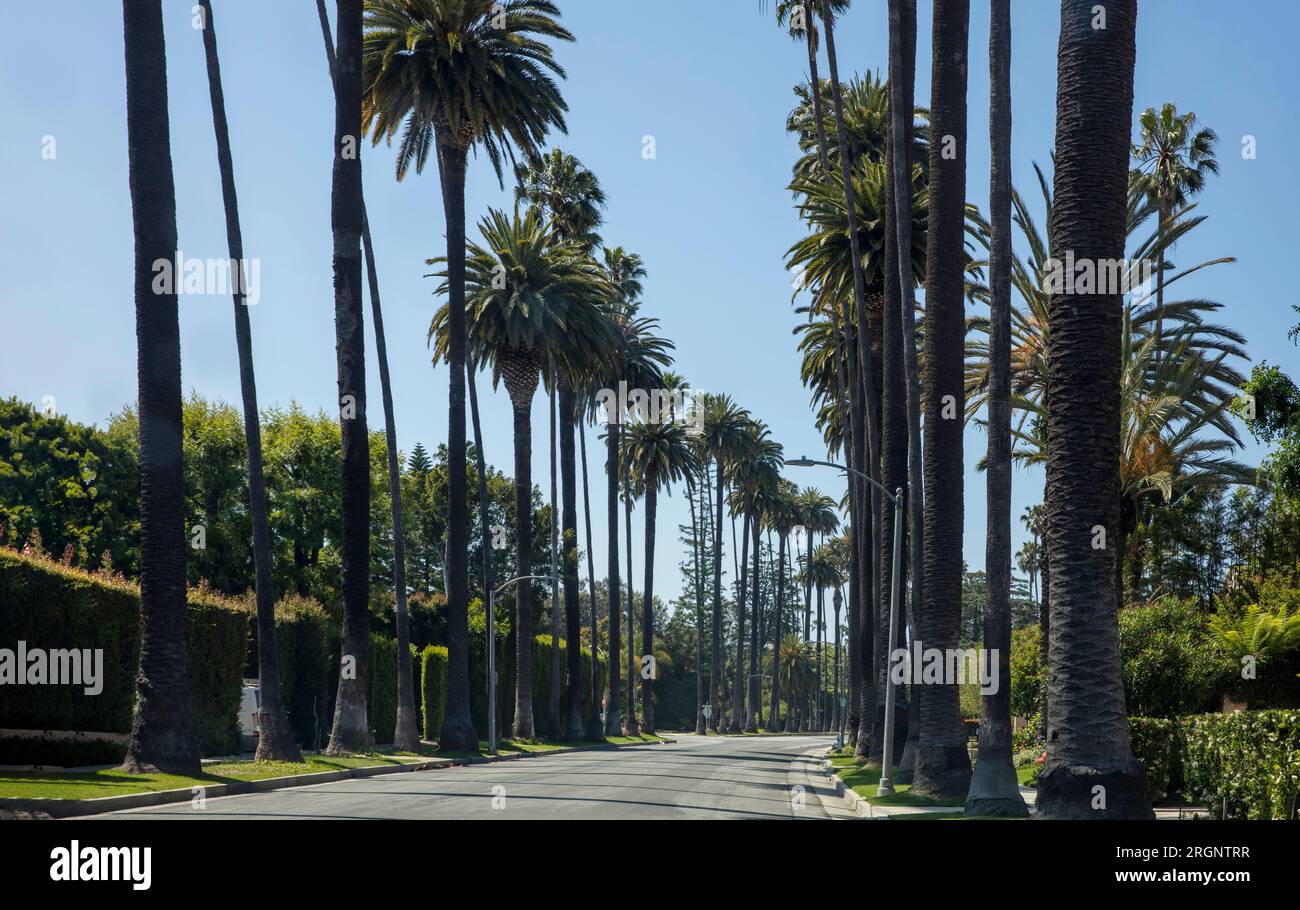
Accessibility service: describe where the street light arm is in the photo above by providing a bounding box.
[492,574,555,599]
[784,455,901,504]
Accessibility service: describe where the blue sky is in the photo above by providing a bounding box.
[1,1,1296,609]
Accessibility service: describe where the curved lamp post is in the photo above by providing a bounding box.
[488,574,555,754]
[785,455,905,796]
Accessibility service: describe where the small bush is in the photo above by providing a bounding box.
[1009,625,1042,718]
[1118,598,1231,718]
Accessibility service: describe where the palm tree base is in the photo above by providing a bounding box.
[965,750,1029,817]
[565,706,586,741]
[255,710,304,763]
[623,715,640,737]
[897,734,918,784]
[438,715,478,754]
[1034,760,1154,819]
[911,745,973,799]
[393,706,421,753]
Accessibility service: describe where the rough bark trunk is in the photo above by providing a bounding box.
[560,384,584,738]
[1037,0,1151,820]
[580,424,606,741]
[121,0,200,776]
[913,0,972,796]
[511,391,536,739]
[965,0,1028,816]
[641,472,658,733]
[325,0,372,755]
[605,425,622,736]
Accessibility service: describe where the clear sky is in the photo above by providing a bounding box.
[1,1,1296,610]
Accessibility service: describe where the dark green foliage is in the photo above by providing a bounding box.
[367,635,397,745]
[1118,598,1232,718]
[0,549,247,757]
[0,398,140,574]
[1127,716,1182,802]
[0,735,127,768]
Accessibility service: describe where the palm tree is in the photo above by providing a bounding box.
[314,0,416,758]
[430,206,615,738]
[516,148,607,737]
[732,422,782,731]
[963,0,1024,816]
[120,0,200,776]
[200,0,301,761]
[625,418,698,734]
[765,481,799,730]
[912,0,971,798]
[807,545,845,729]
[596,258,672,734]
[1036,0,1151,819]
[698,394,750,730]
[322,0,372,755]
[1131,103,1219,372]
[689,458,710,734]
[362,0,572,753]
[886,0,925,784]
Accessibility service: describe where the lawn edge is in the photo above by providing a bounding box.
[4,737,676,818]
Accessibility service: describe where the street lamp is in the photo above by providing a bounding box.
[785,455,904,796]
[487,574,554,755]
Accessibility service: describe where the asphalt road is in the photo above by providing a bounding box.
[83,733,857,820]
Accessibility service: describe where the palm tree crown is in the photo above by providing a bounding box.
[363,0,573,176]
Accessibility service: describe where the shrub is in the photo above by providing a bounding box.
[0,548,248,758]
[1182,709,1300,819]
[0,734,126,768]
[1127,716,1182,802]
[1009,625,1042,718]
[367,635,397,746]
[1118,598,1231,718]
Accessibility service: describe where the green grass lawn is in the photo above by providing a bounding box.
[828,751,965,808]
[0,753,417,801]
[1017,763,1039,786]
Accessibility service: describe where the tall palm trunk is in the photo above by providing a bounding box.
[640,466,659,733]
[822,0,881,757]
[1038,0,1151,819]
[888,0,925,784]
[559,382,584,738]
[692,471,707,735]
[745,512,761,731]
[873,132,908,764]
[709,454,725,731]
[965,0,1027,816]
[622,423,639,736]
[468,358,492,630]
[503,354,540,740]
[120,0,200,776]
[768,532,785,730]
[815,585,824,729]
[548,365,562,738]
[325,0,371,755]
[912,0,971,796]
[313,0,414,754]
[201,0,301,762]
[730,507,751,732]
[432,121,476,751]
[605,424,623,736]
[580,422,605,741]
[833,587,842,733]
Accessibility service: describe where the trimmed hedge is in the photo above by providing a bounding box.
[1128,716,1182,802]
[1182,710,1300,820]
[417,635,605,744]
[420,645,448,741]
[0,549,249,759]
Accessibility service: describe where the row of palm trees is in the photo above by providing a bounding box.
[772,0,1235,818]
[118,0,1240,825]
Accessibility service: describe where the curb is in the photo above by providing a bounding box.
[4,738,676,819]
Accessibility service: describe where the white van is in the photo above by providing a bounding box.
[238,679,261,753]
